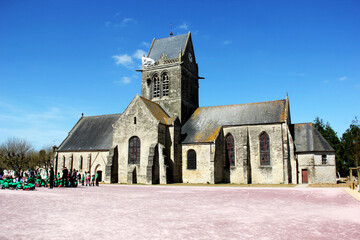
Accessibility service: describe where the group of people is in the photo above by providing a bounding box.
[0,171,48,191]
[0,168,101,191]
[57,168,100,188]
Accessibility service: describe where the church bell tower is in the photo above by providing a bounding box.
[140,32,201,124]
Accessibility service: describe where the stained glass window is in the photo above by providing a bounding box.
[129,137,140,164]
[260,132,270,165]
[226,134,235,166]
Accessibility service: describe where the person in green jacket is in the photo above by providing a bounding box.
[95,173,99,186]
[81,174,85,186]
[15,181,23,190]
[3,180,10,189]
[91,175,95,186]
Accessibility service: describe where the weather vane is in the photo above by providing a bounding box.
[170,24,173,36]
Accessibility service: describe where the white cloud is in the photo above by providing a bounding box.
[113,49,147,68]
[141,41,150,48]
[0,103,80,150]
[222,40,232,45]
[112,54,133,68]
[113,76,132,85]
[105,17,137,28]
[178,22,188,30]
[339,76,347,81]
[133,49,146,60]
[122,18,136,25]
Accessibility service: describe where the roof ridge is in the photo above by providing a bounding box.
[294,122,313,126]
[139,96,171,123]
[198,99,286,109]
[154,33,189,41]
[82,113,122,118]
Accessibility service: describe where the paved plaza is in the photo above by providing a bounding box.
[0,185,359,239]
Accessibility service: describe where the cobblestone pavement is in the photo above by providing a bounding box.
[0,185,359,240]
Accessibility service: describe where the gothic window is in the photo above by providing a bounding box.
[153,74,160,98]
[187,149,197,170]
[80,156,83,170]
[226,134,235,166]
[322,155,327,164]
[162,73,169,96]
[129,136,140,164]
[259,132,270,165]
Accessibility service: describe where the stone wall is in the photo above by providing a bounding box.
[222,124,286,184]
[56,151,108,181]
[112,97,161,184]
[182,144,213,184]
[297,153,336,184]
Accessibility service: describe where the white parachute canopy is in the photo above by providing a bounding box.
[142,56,155,66]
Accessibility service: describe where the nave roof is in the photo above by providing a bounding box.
[58,114,121,152]
[182,99,287,143]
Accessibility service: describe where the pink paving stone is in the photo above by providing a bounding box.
[0,185,359,240]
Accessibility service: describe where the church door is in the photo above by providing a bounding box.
[96,170,102,182]
[302,169,308,183]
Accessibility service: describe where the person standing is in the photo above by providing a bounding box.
[81,174,85,186]
[62,167,68,187]
[77,171,81,184]
[49,167,54,189]
[95,172,99,186]
[86,172,91,186]
[91,175,95,186]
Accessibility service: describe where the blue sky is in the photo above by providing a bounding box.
[0,0,359,150]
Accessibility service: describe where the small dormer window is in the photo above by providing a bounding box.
[322,155,327,164]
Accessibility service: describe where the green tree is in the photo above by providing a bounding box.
[313,117,344,175]
[340,117,360,175]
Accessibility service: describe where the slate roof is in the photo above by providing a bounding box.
[58,114,121,152]
[140,97,173,125]
[182,100,287,143]
[293,123,334,153]
[148,33,188,61]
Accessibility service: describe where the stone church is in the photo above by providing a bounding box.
[54,32,336,185]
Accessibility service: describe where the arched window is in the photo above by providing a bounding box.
[129,137,141,164]
[162,73,169,96]
[80,156,83,170]
[226,134,235,166]
[153,74,160,98]
[259,132,270,165]
[187,150,196,170]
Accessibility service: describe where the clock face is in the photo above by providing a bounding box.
[188,52,193,62]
